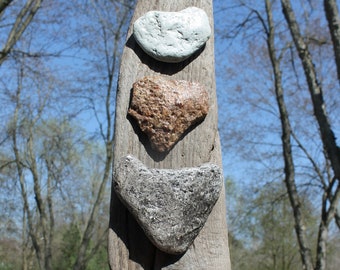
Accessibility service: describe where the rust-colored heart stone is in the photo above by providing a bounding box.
[128,76,209,152]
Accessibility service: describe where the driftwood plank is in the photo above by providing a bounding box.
[108,1,231,269]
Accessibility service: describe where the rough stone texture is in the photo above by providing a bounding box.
[128,76,209,152]
[113,155,222,254]
[133,7,211,63]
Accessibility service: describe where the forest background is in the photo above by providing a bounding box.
[0,0,339,270]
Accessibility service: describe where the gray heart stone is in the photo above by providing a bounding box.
[133,7,211,63]
[113,155,222,254]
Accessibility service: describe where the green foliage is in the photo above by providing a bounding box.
[85,245,108,270]
[227,178,319,270]
[53,223,108,270]
[0,239,21,270]
[54,224,82,270]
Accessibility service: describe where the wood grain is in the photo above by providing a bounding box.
[108,1,231,269]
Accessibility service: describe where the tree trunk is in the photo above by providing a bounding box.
[27,128,52,270]
[73,151,113,270]
[324,0,340,82]
[12,74,43,270]
[265,1,314,269]
[108,1,231,269]
[73,2,132,269]
[281,0,340,182]
[281,0,340,269]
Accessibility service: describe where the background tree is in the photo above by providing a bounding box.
[0,0,135,269]
[265,0,313,268]
[324,0,340,83]
[0,0,43,66]
[215,0,340,269]
[226,178,318,270]
[70,1,135,269]
[280,0,340,268]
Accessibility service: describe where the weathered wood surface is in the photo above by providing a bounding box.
[108,0,231,269]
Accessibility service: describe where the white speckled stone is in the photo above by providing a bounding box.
[114,155,222,254]
[133,7,211,63]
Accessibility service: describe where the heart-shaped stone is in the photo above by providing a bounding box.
[133,7,211,63]
[113,155,222,254]
[128,76,209,152]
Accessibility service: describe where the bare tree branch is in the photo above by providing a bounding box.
[291,130,326,189]
[335,208,340,229]
[0,0,43,66]
[73,1,134,269]
[265,1,314,269]
[281,0,340,184]
[324,0,340,83]
[281,0,340,269]
[0,0,14,15]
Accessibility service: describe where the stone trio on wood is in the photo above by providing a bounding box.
[113,7,223,255]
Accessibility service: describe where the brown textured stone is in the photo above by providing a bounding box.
[128,76,209,152]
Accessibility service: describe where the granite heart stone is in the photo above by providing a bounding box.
[133,7,211,63]
[128,76,209,152]
[113,155,222,254]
